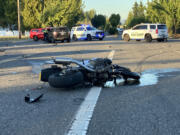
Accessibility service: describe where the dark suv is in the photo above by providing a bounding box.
[47,27,71,43]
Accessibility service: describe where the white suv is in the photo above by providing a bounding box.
[122,23,168,42]
[71,25,105,41]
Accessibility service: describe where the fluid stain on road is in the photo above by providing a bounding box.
[139,68,180,86]
[105,68,180,88]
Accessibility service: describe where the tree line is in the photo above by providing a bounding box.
[125,0,180,34]
[1,0,178,34]
[0,0,83,30]
[0,0,120,34]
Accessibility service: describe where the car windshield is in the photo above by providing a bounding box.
[158,25,167,29]
[86,27,96,31]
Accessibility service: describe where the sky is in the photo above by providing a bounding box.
[83,0,148,22]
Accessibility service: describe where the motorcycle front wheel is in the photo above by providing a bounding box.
[121,71,140,80]
[48,71,84,88]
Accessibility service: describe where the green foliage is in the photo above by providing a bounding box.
[146,1,166,23]
[78,9,96,25]
[0,0,6,27]
[22,0,83,29]
[43,0,83,28]
[151,0,180,34]
[125,11,134,28]
[109,14,120,27]
[125,0,180,34]
[22,0,43,29]
[85,9,96,24]
[108,27,117,35]
[132,1,145,18]
[105,18,110,32]
[128,17,147,28]
[106,14,120,34]
[125,2,146,28]
[0,0,17,29]
[91,14,106,29]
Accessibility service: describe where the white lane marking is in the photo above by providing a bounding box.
[107,50,115,60]
[67,50,115,135]
[67,87,102,135]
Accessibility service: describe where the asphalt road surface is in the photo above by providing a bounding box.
[0,36,180,135]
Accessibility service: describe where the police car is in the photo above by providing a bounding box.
[122,23,168,42]
[70,25,105,41]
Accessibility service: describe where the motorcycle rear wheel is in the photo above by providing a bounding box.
[48,71,84,88]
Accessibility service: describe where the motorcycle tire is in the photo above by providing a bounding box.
[40,67,62,82]
[121,71,140,80]
[48,71,84,88]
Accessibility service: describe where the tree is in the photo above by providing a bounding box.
[91,14,106,29]
[139,1,145,17]
[128,17,147,28]
[109,14,120,27]
[22,0,83,29]
[0,0,17,29]
[146,1,166,23]
[151,0,180,34]
[78,9,96,25]
[132,2,139,17]
[0,0,6,27]
[132,1,145,18]
[106,14,121,34]
[41,0,83,28]
[125,1,147,28]
[22,0,43,29]
[125,11,134,28]
[82,9,96,24]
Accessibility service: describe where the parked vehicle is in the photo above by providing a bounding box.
[39,57,140,88]
[117,28,124,34]
[30,28,45,41]
[122,23,168,42]
[47,27,70,43]
[71,25,105,41]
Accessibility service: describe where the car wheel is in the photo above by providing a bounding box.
[164,38,168,42]
[99,38,103,41]
[67,38,71,42]
[48,71,84,88]
[33,36,38,41]
[73,34,78,41]
[124,34,130,41]
[51,37,55,43]
[145,34,152,42]
[157,39,162,42]
[87,34,92,41]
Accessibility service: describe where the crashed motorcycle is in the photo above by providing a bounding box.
[39,57,140,88]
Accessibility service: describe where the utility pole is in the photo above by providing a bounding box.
[17,0,21,39]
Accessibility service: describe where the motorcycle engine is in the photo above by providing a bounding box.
[97,72,109,81]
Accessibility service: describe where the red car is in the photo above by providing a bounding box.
[30,28,45,41]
